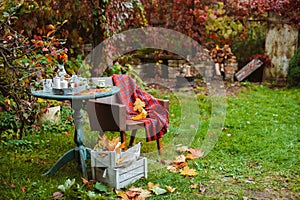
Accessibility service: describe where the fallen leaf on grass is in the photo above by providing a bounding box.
[189,184,198,189]
[185,154,194,160]
[165,185,176,193]
[176,146,188,153]
[187,148,204,159]
[172,162,187,169]
[167,166,178,173]
[116,190,130,200]
[200,184,206,194]
[150,186,167,195]
[180,166,198,177]
[125,190,139,198]
[173,155,186,163]
[51,191,64,199]
[137,189,152,200]
[21,186,26,192]
[147,182,159,189]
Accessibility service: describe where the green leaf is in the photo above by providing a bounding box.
[94,182,108,192]
[150,186,167,195]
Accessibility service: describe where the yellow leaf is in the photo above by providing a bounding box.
[165,185,176,193]
[185,154,194,160]
[180,166,198,177]
[133,98,145,112]
[132,109,147,120]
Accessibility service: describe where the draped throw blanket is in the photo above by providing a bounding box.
[112,74,169,142]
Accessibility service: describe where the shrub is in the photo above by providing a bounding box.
[288,47,300,87]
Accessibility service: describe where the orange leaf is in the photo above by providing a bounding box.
[185,154,194,160]
[148,182,159,189]
[189,184,198,189]
[21,186,26,192]
[172,162,187,169]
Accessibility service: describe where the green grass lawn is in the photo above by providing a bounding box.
[0,82,299,199]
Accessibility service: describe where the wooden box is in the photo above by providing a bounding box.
[90,142,141,169]
[91,157,147,189]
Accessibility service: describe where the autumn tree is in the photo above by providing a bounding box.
[142,0,299,83]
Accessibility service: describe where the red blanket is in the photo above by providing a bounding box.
[112,74,169,142]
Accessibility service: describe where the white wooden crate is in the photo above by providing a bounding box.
[91,142,141,168]
[91,157,147,189]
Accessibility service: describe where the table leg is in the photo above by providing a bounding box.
[43,99,91,179]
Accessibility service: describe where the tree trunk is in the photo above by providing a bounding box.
[264,12,298,85]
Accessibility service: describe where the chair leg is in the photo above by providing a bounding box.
[129,130,137,147]
[120,131,127,150]
[156,138,162,155]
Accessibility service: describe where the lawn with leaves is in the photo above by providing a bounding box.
[0,83,299,199]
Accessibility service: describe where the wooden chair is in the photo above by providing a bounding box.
[87,77,169,155]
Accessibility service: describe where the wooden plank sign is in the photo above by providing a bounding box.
[235,58,263,81]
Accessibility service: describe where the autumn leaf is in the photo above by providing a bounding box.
[200,184,206,194]
[173,155,186,163]
[128,187,152,200]
[51,191,64,199]
[132,109,148,120]
[189,184,198,189]
[176,146,189,153]
[165,185,176,193]
[137,189,152,200]
[147,182,160,189]
[172,162,187,169]
[125,190,139,198]
[94,135,120,151]
[185,154,194,160]
[21,186,26,192]
[167,165,178,173]
[187,148,204,159]
[150,186,167,195]
[133,98,145,112]
[116,190,130,200]
[115,141,127,153]
[180,166,198,177]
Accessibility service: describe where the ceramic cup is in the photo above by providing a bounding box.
[98,79,106,88]
[42,79,53,92]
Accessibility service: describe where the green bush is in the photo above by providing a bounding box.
[288,47,300,87]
